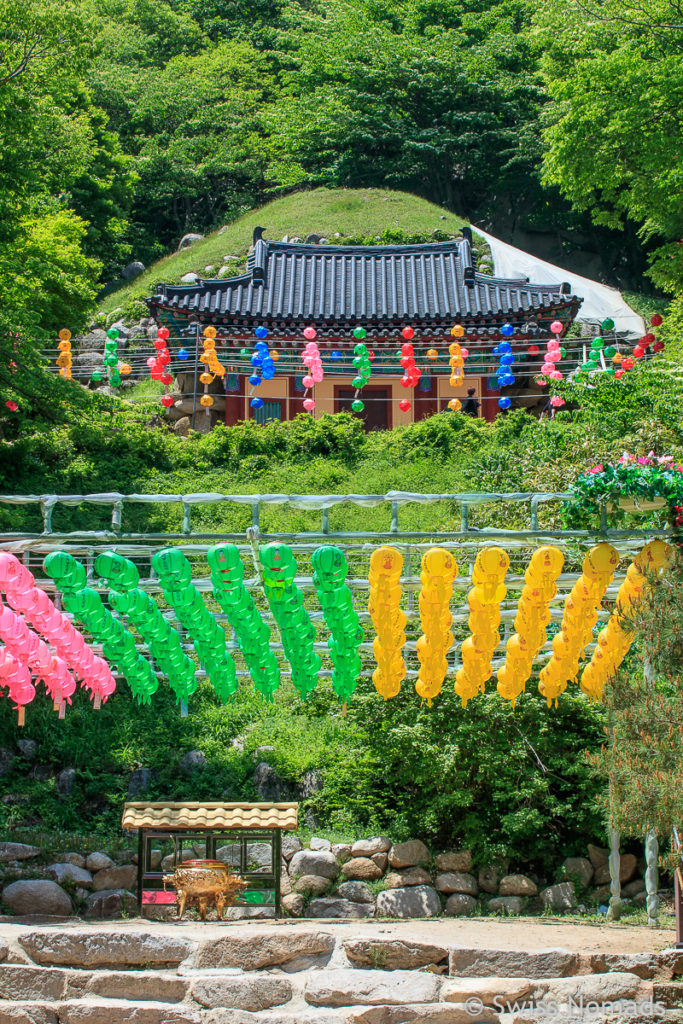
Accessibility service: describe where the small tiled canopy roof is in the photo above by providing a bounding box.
[147,229,581,337]
[121,801,298,831]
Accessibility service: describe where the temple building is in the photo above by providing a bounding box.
[148,228,582,428]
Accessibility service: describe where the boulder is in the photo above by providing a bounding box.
[92,865,137,892]
[253,762,294,802]
[435,850,472,873]
[0,843,40,862]
[305,967,441,1007]
[178,233,204,249]
[289,849,338,880]
[436,871,478,895]
[122,261,145,281]
[45,863,93,888]
[173,416,192,437]
[299,769,323,798]
[488,896,523,915]
[56,767,77,795]
[84,888,137,919]
[499,874,537,897]
[478,866,501,894]
[337,881,374,903]
[623,878,645,896]
[310,837,332,851]
[17,739,38,761]
[594,851,637,886]
[180,272,199,284]
[386,868,431,888]
[216,842,272,872]
[587,843,609,869]
[86,852,114,872]
[388,840,429,869]
[444,894,477,916]
[3,879,72,917]
[293,874,330,896]
[344,939,448,970]
[161,854,175,871]
[217,265,235,278]
[58,853,86,869]
[204,265,216,275]
[539,882,577,913]
[305,234,322,244]
[192,930,335,970]
[191,974,292,1011]
[19,929,196,967]
[371,852,388,872]
[342,857,383,881]
[281,836,303,861]
[76,328,107,351]
[179,749,206,773]
[308,898,375,919]
[351,837,391,857]
[127,767,154,797]
[281,893,304,917]
[561,856,593,887]
[375,885,441,919]
[331,843,352,863]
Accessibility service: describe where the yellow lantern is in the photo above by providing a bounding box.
[119,363,131,376]
[200,372,214,385]
[368,546,406,700]
[448,399,462,412]
[271,350,279,361]
[58,329,71,342]
[426,348,438,360]
[56,353,70,368]
[200,394,214,408]
[451,324,465,338]
[612,352,623,364]
[203,336,216,350]
[204,326,217,339]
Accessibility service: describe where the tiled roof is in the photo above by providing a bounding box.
[148,232,581,332]
[121,801,298,831]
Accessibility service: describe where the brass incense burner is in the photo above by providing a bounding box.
[163,859,247,920]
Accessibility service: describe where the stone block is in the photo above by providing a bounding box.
[85,971,188,1002]
[388,841,430,869]
[19,931,196,968]
[289,849,339,880]
[342,858,383,881]
[345,1008,499,1024]
[0,964,67,1000]
[449,948,578,978]
[499,874,537,897]
[281,893,304,917]
[0,1003,58,1024]
[371,853,388,872]
[654,981,683,1008]
[444,894,477,916]
[305,968,441,1007]
[344,939,448,971]
[308,898,375,918]
[533,972,640,1003]
[436,871,477,895]
[281,837,302,861]
[375,885,441,919]
[92,866,136,892]
[386,869,431,889]
[589,952,657,979]
[193,930,335,970]
[331,843,352,863]
[442,977,532,1005]
[351,838,391,857]
[56,1002,201,1024]
[435,851,472,873]
[3,881,72,917]
[310,837,332,851]
[191,974,292,1011]
[85,853,114,873]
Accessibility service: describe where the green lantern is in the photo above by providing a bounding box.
[353,327,366,340]
[351,399,364,412]
[601,318,615,331]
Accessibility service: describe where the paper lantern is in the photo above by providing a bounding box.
[261,543,320,700]
[450,325,465,338]
[312,545,363,705]
[402,326,415,340]
[415,548,458,705]
[368,547,405,700]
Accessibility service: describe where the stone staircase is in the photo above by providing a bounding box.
[1,926,682,1024]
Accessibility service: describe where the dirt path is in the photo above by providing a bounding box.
[0,914,676,954]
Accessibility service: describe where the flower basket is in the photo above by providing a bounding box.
[564,455,683,528]
[609,497,668,514]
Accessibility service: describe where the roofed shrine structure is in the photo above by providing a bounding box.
[148,227,582,428]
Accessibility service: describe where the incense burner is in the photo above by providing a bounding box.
[163,859,247,920]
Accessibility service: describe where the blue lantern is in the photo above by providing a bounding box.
[251,397,264,409]
[177,348,189,360]
[248,374,261,387]
[255,326,268,339]
[331,350,342,361]
[501,323,514,337]
[498,396,511,410]
[251,353,263,367]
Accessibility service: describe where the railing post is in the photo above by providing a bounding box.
[645,830,659,927]
[606,827,622,921]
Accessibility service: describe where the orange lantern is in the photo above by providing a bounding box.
[427,348,438,360]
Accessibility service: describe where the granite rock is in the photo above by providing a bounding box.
[3,880,72,917]
[375,885,441,919]
[388,841,430,869]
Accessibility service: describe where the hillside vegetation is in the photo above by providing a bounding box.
[100,188,473,317]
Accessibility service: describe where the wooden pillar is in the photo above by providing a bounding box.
[224,373,245,426]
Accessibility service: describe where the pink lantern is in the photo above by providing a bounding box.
[536,376,548,387]
[303,398,316,412]
[550,396,565,408]
[302,375,314,388]
[461,348,469,359]
[550,320,563,335]
[303,327,317,341]
[549,370,563,381]
[541,361,555,374]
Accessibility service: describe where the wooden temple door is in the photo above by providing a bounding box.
[335,387,391,431]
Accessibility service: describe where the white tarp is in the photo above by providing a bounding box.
[473,227,645,338]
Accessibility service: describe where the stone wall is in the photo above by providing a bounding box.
[0,835,651,921]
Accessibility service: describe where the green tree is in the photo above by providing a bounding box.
[536,0,683,292]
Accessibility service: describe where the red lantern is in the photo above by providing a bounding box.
[158,326,170,341]
[643,332,655,345]
[622,357,635,370]
[161,373,173,386]
[154,339,166,351]
[161,394,174,408]
[633,346,645,359]
[615,369,625,379]
[367,350,375,361]
[399,399,411,412]
[400,376,411,388]
[401,343,414,357]
[402,326,414,340]
[400,356,412,369]
[528,345,540,356]
[653,340,665,353]
[651,314,663,327]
